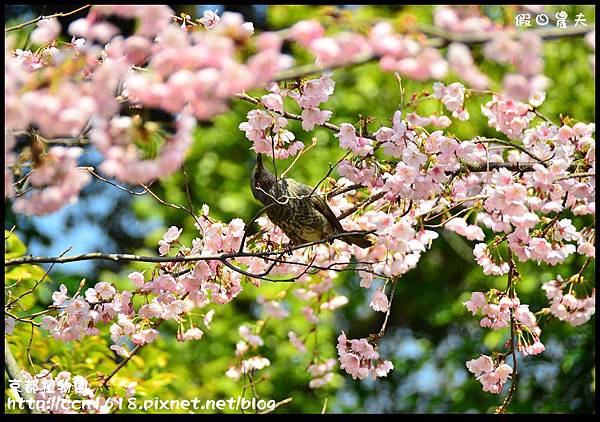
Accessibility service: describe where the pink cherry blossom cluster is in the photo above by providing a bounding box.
[447,43,490,89]
[225,356,271,381]
[289,73,335,130]
[288,331,307,354]
[472,244,510,276]
[30,17,61,45]
[337,331,393,380]
[406,112,452,128]
[40,220,252,355]
[485,32,548,101]
[7,6,296,211]
[464,291,546,357]
[6,24,129,138]
[371,22,447,82]
[335,123,374,157]
[463,291,517,329]
[309,32,372,67]
[12,147,92,216]
[110,313,159,357]
[289,19,373,67]
[90,113,196,185]
[514,304,545,356]
[307,358,337,389]
[466,355,513,394]
[42,281,132,343]
[444,218,485,241]
[542,276,596,326]
[196,10,219,30]
[345,207,439,279]
[482,94,536,140]
[177,326,204,342]
[120,13,288,121]
[373,110,418,160]
[240,73,336,156]
[158,225,183,255]
[225,324,270,380]
[257,295,289,319]
[432,82,469,121]
[433,6,496,33]
[239,109,303,159]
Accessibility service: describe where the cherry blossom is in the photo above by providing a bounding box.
[336,331,393,380]
[542,276,595,327]
[369,287,390,313]
[466,355,513,394]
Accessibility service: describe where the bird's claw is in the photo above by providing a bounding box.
[282,243,294,256]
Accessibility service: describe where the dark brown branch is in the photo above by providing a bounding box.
[455,162,580,174]
[98,345,142,389]
[5,231,376,268]
[496,248,519,414]
[473,137,544,163]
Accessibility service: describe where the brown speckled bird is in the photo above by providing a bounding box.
[250,154,373,248]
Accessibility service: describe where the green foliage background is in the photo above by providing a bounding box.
[4,4,595,414]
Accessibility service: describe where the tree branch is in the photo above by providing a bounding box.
[496,248,518,414]
[272,24,594,81]
[417,22,594,48]
[5,339,40,413]
[4,231,377,268]
[5,5,92,32]
[233,93,586,176]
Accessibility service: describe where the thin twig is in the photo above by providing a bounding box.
[281,137,318,178]
[85,168,148,196]
[338,192,385,220]
[5,247,72,309]
[5,5,92,32]
[473,137,544,163]
[258,397,293,414]
[378,279,398,338]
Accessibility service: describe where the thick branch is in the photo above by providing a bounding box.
[5,339,40,413]
[420,23,595,48]
[273,51,376,82]
[272,24,594,81]
[4,231,376,268]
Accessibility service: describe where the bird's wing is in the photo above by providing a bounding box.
[285,178,345,232]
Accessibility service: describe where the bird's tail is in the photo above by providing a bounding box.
[342,231,375,249]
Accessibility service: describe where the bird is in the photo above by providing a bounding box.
[250,154,374,249]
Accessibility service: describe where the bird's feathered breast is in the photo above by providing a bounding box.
[283,178,345,232]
